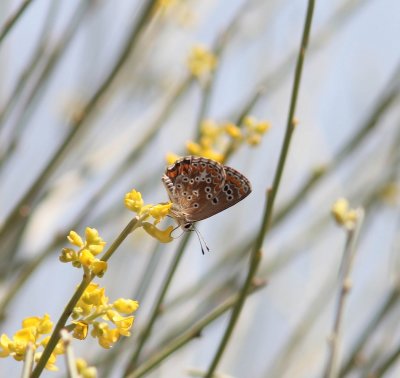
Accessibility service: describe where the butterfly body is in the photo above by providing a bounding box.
[162,156,252,230]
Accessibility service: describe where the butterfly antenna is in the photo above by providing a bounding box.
[193,226,210,255]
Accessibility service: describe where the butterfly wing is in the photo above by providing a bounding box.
[162,156,252,223]
[185,165,252,222]
[162,155,226,206]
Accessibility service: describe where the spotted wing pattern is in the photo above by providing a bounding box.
[162,156,252,225]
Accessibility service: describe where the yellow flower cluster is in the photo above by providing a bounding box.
[124,189,174,243]
[187,44,217,81]
[167,116,271,165]
[60,228,108,277]
[75,358,97,378]
[243,116,272,145]
[76,358,97,378]
[72,283,139,349]
[0,314,64,371]
[331,198,358,228]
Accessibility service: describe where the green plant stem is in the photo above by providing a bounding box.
[30,276,91,378]
[126,280,265,378]
[30,216,142,377]
[204,2,315,376]
[0,76,191,319]
[123,233,191,374]
[231,0,372,122]
[339,287,400,376]
[0,0,34,45]
[0,1,59,133]
[193,0,251,140]
[323,210,365,378]
[0,0,157,257]
[1,0,91,161]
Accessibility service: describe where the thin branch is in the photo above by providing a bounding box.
[0,0,35,45]
[204,1,316,376]
[126,281,266,378]
[323,209,365,378]
[123,233,191,374]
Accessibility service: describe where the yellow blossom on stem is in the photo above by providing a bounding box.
[72,321,89,340]
[76,358,97,378]
[166,152,181,165]
[149,203,173,224]
[67,231,84,247]
[113,299,139,314]
[0,314,62,371]
[85,228,106,255]
[124,189,144,213]
[143,222,174,243]
[187,44,217,80]
[60,228,107,276]
[71,283,139,349]
[331,198,358,228]
[224,122,242,139]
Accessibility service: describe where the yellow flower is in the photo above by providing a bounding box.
[201,149,224,163]
[85,228,106,255]
[76,358,97,378]
[8,328,35,361]
[143,222,174,243]
[91,260,108,277]
[72,321,89,340]
[124,189,144,213]
[247,134,262,146]
[0,334,12,357]
[79,249,95,267]
[82,284,107,307]
[186,141,202,155]
[166,152,181,165]
[22,314,53,335]
[201,119,220,138]
[254,121,271,134]
[92,323,120,349]
[149,203,172,224]
[224,123,242,139]
[187,44,217,80]
[106,311,134,337]
[113,299,139,314]
[331,198,358,227]
[67,231,84,247]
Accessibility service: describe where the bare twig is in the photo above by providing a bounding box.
[323,209,365,378]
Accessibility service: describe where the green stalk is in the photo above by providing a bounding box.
[323,210,365,378]
[0,0,35,45]
[123,233,191,374]
[30,217,142,377]
[126,281,265,378]
[205,1,316,376]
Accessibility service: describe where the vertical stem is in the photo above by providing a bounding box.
[204,1,316,377]
[124,233,191,375]
[323,210,365,378]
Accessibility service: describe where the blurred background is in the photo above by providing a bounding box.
[0,0,400,377]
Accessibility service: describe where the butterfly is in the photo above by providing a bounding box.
[162,156,252,232]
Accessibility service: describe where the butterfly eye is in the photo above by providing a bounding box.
[193,203,199,208]
[212,197,218,204]
[206,178,212,183]
[206,193,213,199]
[227,195,234,201]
